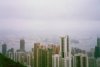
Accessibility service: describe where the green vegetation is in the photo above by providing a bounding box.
[0,53,27,67]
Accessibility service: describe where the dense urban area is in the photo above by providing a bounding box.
[1,35,99,67]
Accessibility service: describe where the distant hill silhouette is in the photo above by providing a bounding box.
[0,53,27,67]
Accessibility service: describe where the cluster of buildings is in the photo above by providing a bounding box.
[1,35,100,67]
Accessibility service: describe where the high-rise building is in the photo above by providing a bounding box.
[88,57,96,67]
[7,48,14,60]
[94,38,100,59]
[60,36,71,58]
[33,43,53,67]
[88,48,95,58]
[33,43,40,67]
[60,36,71,67]
[88,48,96,67]
[96,58,100,67]
[15,51,26,64]
[38,46,47,67]
[49,44,60,54]
[20,39,25,51]
[52,54,60,67]
[97,38,100,47]
[2,43,7,55]
[72,53,88,67]
[26,52,32,67]
[47,47,53,67]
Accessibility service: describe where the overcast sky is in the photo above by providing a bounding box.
[0,0,100,32]
[0,0,100,51]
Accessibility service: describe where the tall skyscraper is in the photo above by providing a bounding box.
[52,54,60,67]
[38,46,47,67]
[94,38,100,59]
[33,43,53,67]
[2,43,7,55]
[97,38,100,47]
[20,39,25,51]
[33,43,40,67]
[60,36,70,58]
[47,47,53,67]
[72,53,88,67]
[60,35,71,67]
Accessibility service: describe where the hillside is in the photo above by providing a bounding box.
[0,53,27,67]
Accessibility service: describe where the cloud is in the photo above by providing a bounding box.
[71,39,80,44]
[0,0,99,32]
[0,0,100,51]
[0,0,99,20]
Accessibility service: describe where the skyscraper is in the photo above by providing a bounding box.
[33,43,40,67]
[33,43,53,67]
[94,38,100,59]
[7,48,14,60]
[15,51,26,64]
[72,53,88,67]
[52,54,60,67]
[20,39,25,51]
[47,47,53,67]
[88,57,96,67]
[96,58,100,67]
[2,43,7,55]
[60,36,70,58]
[26,52,32,67]
[97,38,100,47]
[60,36,71,67]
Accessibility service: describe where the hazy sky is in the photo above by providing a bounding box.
[0,0,100,51]
[0,0,100,32]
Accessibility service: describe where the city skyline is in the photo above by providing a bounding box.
[0,0,100,55]
[0,0,100,67]
[0,35,97,52]
[1,35,95,67]
[0,0,100,52]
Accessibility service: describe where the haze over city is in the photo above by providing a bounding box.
[0,0,100,51]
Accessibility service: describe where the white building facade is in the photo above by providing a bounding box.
[60,36,71,67]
